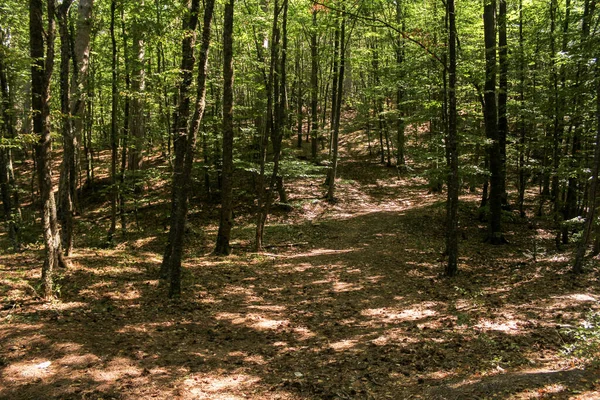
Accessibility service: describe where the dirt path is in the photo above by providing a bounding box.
[1,133,600,399]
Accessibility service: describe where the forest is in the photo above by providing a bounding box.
[1,0,600,398]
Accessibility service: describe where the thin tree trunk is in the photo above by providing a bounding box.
[107,0,118,243]
[498,0,508,206]
[445,0,459,276]
[310,5,319,160]
[215,0,235,255]
[57,0,75,255]
[517,0,526,218]
[326,6,345,202]
[166,0,215,298]
[0,37,20,251]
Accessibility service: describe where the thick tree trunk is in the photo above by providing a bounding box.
[128,2,146,179]
[215,0,235,255]
[483,0,505,244]
[30,0,67,299]
[573,56,600,274]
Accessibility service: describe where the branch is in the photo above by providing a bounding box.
[313,0,446,68]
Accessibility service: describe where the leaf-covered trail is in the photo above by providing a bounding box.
[1,132,600,399]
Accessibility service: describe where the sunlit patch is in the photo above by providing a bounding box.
[131,236,157,249]
[333,281,363,293]
[2,359,56,382]
[329,339,358,351]
[370,329,416,346]
[293,263,315,272]
[556,293,598,302]
[89,357,142,382]
[183,373,261,399]
[293,326,316,340]
[57,353,101,368]
[282,248,354,259]
[474,318,521,334]
[361,306,437,322]
[215,312,289,331]
[44,301,87,311]
[247,305,287,312]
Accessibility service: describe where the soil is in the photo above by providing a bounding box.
[1,129,600,399]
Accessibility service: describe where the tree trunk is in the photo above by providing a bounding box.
[107,0,118,243]
[445,0,459,277]
[498,0,508,207]
[165,0,215,298]
[310,6,319,161]
[396,0,405,167]
[483,0,504,244]
[30,0,67,300]
[326,7,345,202]
[57,0,74,255]
[517,0,526,218]
[573,54,600,274]
[215,0,235,255]
[128,2,146,180]
[0,37,20,251]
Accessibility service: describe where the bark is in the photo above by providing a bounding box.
[573,55,600,274]
[128,1,146,177]
[30,0,68,300]
[517,0,526,218]
[163,0,215,297]
[445,0,459,277]
[107,0,118,243]
[0,37,20,251]
[326,7,345,202]
[483,0,504,244]
[310,6,319,160]
[396,0,405,167]
[497,0,508,206]
[215,0,235,255]
[255,0,287,251]
[57,0,93,255]
[56,0,74,254]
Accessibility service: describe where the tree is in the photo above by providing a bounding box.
[30,0,68,299]
[483,0,505,245]
[214,0,235,255]
[445,0,458,277]
[162,0,215,298]
[0,29,20,251]
[326,4,345,202]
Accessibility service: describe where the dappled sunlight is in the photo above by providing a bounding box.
[474,318,522,335]
[5,127,600,400]
[361,303,439,324]
[2,359,57,383]
[215,312,289,331]
[89,356,143,383]
[182,373,261,399]
[328,339,358,352]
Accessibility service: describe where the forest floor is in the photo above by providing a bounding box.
[1,126,600,399]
